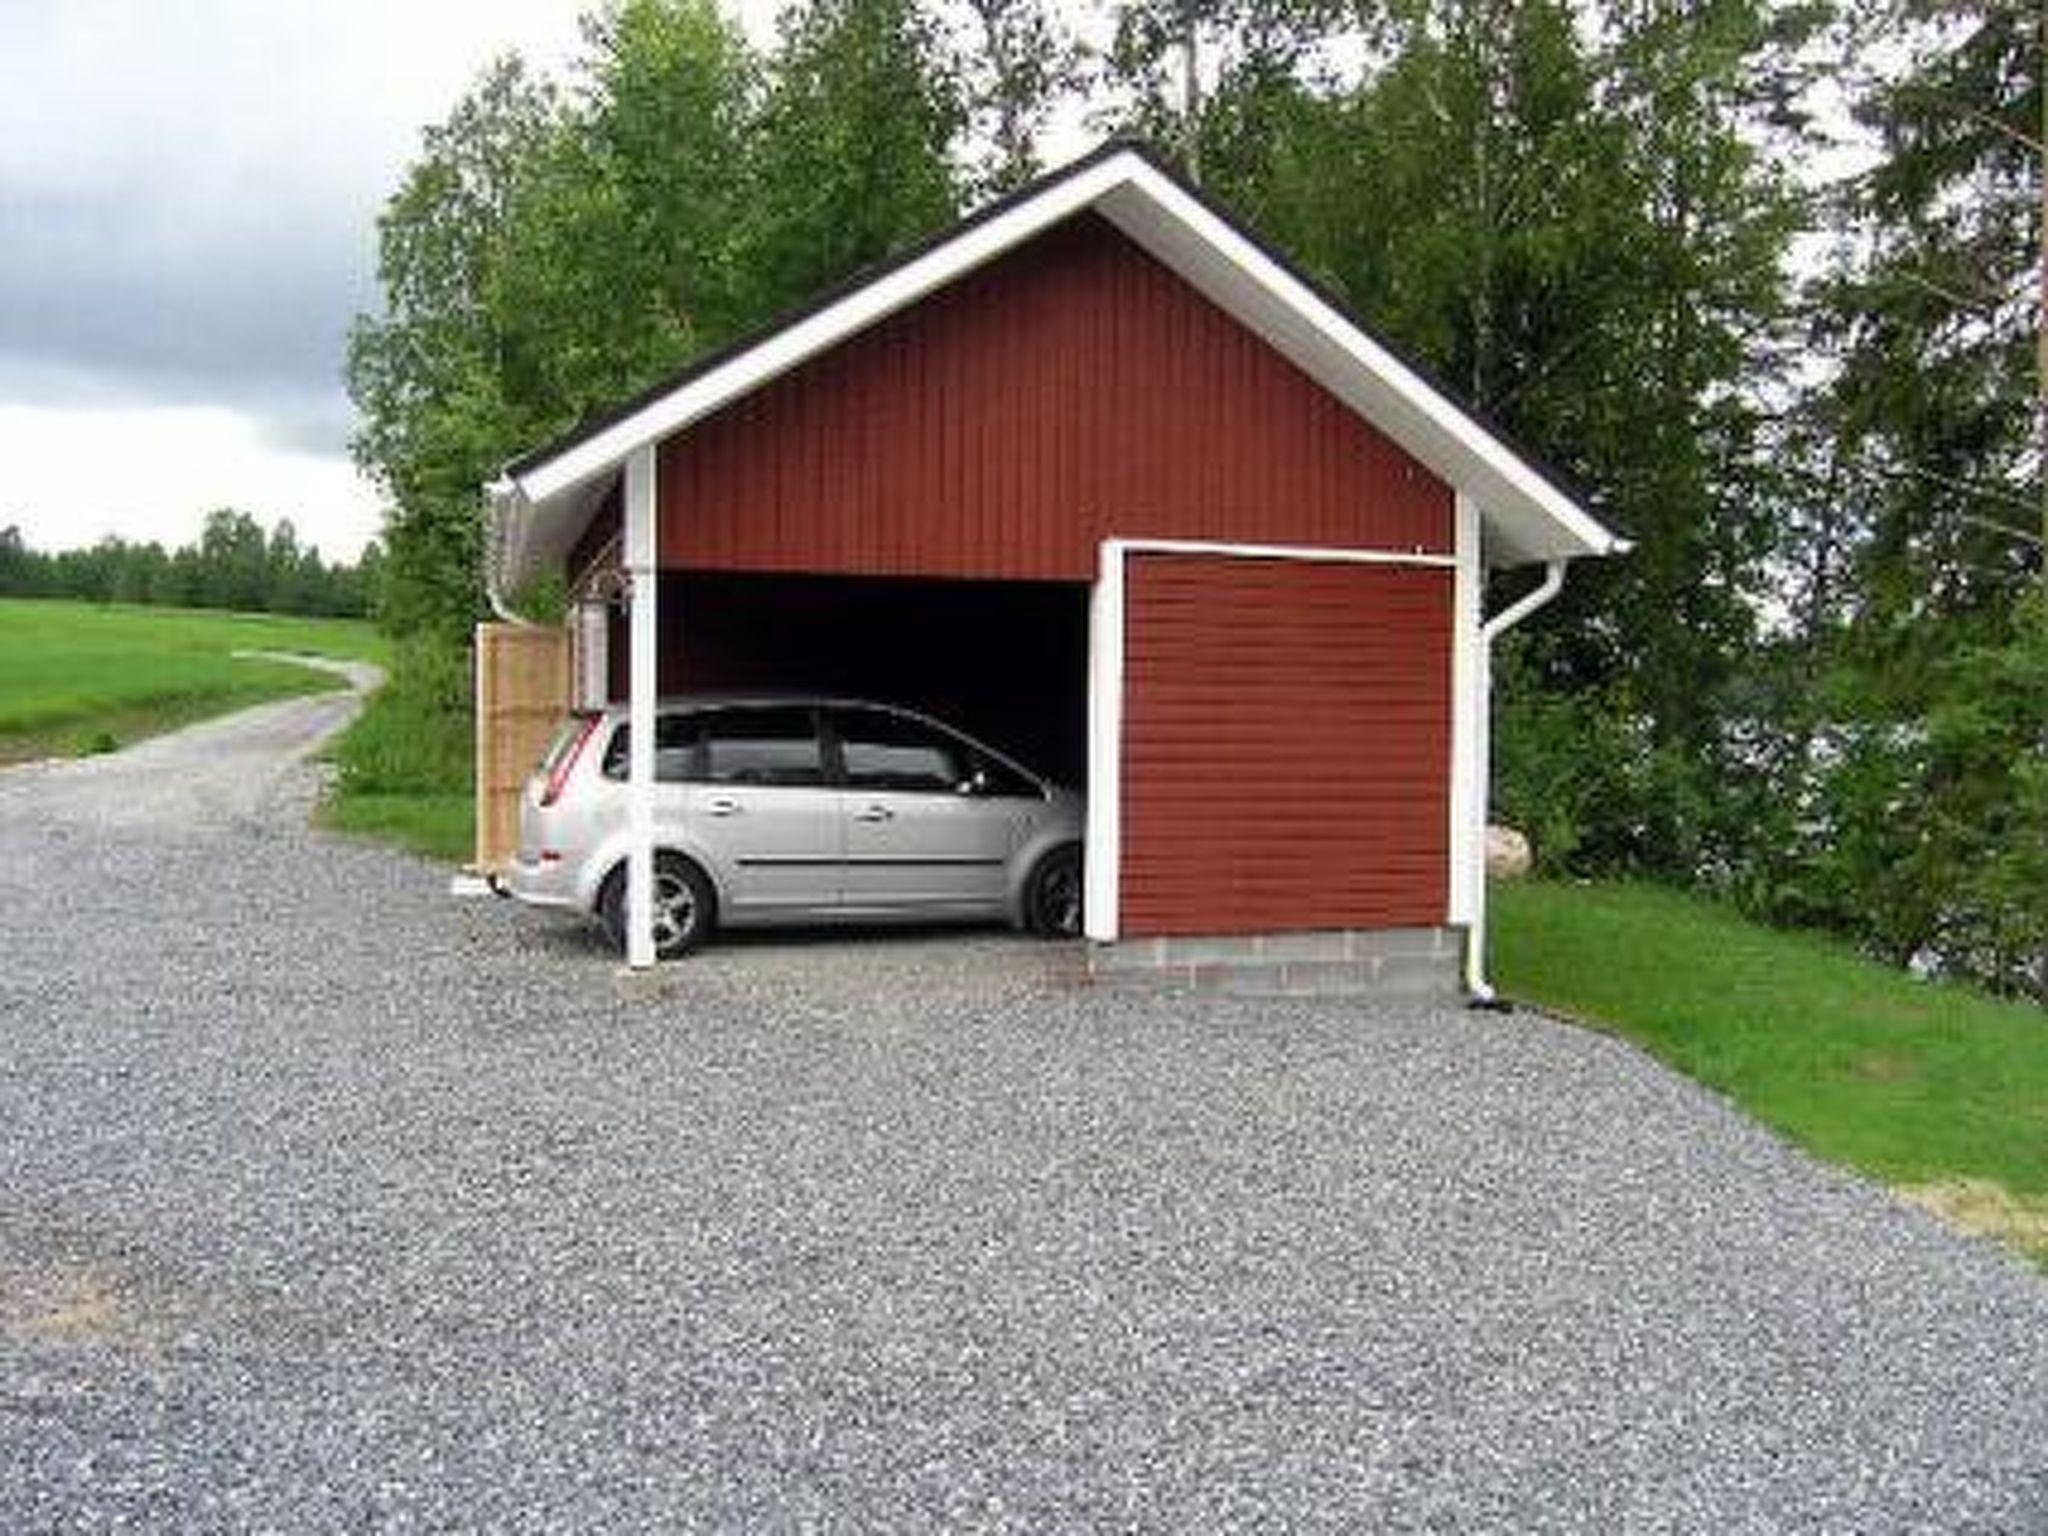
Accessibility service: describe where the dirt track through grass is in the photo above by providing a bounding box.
[0,599,382,762]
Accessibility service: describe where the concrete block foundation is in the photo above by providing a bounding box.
[1089,928,1467,1001]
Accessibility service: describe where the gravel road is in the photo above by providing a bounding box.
[0,653,382,836]
[2,680,2046,1532]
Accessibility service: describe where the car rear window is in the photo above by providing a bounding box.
[537,713,597,776]
[599,707,826,786]
[601,714,707,783]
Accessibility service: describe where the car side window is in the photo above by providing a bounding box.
[601,714,707,783]
[834,709,966,793]
[834,708,1032,796]
[968,749,1041,800]
[700,706,826,787]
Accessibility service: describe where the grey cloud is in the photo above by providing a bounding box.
[0,0,487,452]
[0,1,598,558]
[0,0,625,470]
[253,388,363,458]
[0,181,376,432]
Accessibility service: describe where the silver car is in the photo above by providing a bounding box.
[500,697,1085,957]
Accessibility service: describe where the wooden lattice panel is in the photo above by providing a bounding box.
[474,621,570,873]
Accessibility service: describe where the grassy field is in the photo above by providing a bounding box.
[0,599,383,762]
[1494,880,2048,1270]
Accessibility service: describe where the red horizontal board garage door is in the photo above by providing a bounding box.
[1120,553,1452,936]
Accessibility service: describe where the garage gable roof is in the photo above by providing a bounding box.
[490,141,1625,589]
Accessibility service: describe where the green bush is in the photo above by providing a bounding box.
[328,637,472,796]
[322,635,476,863]
[1491,650,1641,874]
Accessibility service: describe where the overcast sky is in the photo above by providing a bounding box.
[0,1,790,561]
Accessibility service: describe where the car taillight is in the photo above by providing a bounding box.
[540,716,601,807]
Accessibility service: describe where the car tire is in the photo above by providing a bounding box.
[598,852,716,959]
[1023,844,1083,939]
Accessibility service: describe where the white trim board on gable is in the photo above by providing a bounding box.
[488,143,1626,596]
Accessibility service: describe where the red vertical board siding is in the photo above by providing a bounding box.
[1120,555,1451,937]
[657,215,1450,576]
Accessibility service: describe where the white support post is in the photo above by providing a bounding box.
[1084,541,1127,942]
[1447,494,1486,930]
[623,446,658,969]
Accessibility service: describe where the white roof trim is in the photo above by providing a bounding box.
[494,146,1624,587]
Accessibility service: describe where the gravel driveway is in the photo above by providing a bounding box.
[3,683,2046,1532]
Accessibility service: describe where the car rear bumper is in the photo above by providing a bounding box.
[497,853,584,912]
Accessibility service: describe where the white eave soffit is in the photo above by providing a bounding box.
[496,145,1624,576]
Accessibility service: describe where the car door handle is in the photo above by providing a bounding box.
[854,804,893,823]
[704,797,741,817]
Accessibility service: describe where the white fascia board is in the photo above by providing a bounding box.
[1108,535,1453,568]
[511,156,1142,510]
[1098,166,1623,566]
[502,475,618,596]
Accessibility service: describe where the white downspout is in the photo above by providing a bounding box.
[1465,558,1568,1005]
[622,445,659,969]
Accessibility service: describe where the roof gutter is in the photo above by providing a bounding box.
[483,474,539,625]
[1465,557,1569,1006]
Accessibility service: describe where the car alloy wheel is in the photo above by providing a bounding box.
[1028,846,1083,938]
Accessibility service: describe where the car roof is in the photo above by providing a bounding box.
[582,694,1068,787]
[594,693,930,717]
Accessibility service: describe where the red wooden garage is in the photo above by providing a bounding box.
[485,142,1624,995]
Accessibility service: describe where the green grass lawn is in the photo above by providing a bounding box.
[1494,880,2048,1270]
[318,638,475,863]
[0,598,384,761]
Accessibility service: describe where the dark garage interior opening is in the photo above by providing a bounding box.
[607,571,1091,790]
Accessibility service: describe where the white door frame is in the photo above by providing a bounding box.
[1082,535,1465,944]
